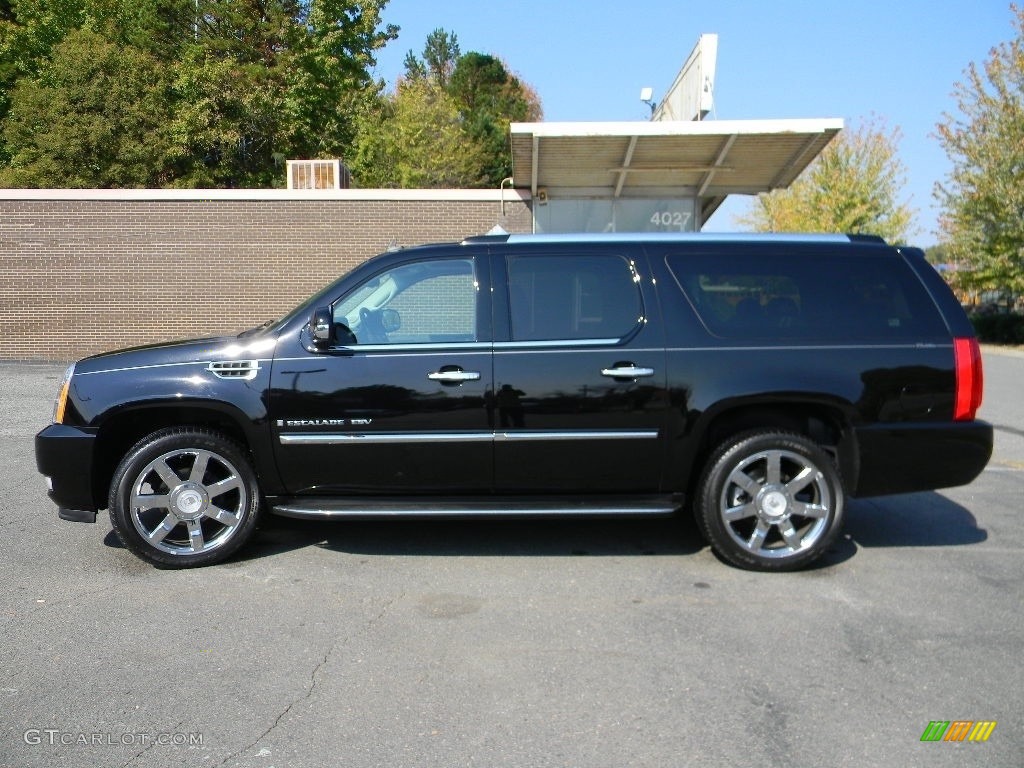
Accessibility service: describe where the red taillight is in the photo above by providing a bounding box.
[953,337,983,421]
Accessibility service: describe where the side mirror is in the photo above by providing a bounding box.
[310,307,333,348]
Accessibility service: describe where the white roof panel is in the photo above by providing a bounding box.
[510,119,843,221]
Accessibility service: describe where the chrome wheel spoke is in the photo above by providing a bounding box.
[730,469,762,499]
[723,501,758,522]
[189,450,212,483]
[765,451,782,485]
[791,500,829,519]
[186,520,205,553]
[153,458,181,490]
[206,505,240,527]
[785,466,817,495]
[146,513,179,544]
[207,475,242,499]
[132,493,170,512]
[746,520,771,552]
[778,520,803,551]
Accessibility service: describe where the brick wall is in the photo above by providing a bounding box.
[0,190,532,361]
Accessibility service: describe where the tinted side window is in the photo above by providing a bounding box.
[507,254,643,341]
[665,251,948,341]
[333,258,477,344]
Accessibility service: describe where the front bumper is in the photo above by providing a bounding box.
[853,420,994,497]
[35,424,99,520]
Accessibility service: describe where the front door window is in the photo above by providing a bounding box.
[333,259,478,346]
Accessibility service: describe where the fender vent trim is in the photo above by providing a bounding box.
[207,361,260,380]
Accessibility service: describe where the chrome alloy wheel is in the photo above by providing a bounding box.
[129,448,248,556]
[719,448,832,559]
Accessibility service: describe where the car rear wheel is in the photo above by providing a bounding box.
[109,428,261,568]
[695,430,844,571]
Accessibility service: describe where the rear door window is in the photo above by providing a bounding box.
[507,254,643,341]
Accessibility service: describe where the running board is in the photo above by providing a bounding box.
[270,496,680,520]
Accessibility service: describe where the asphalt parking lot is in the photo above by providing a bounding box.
[1,350,1022,768]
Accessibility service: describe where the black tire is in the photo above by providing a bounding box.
[695,430,844,572]
[108,428,261,568]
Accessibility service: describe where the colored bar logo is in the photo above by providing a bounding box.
[920,721,997,742]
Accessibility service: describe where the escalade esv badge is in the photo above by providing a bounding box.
[277,419,374,428]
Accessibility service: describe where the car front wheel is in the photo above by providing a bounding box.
[695,430,844,571]
[109,428,261,568]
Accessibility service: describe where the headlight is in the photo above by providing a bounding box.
[53,363,75,424]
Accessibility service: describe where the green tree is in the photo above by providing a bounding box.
[737,120,914,243]
[165,47,284,186]
[363,28,542,188]
[403,27,459,86]
[0,28,175,187]
[281,0,397,160]
[164,0,397,186]
[0,0,89,164]
[449,52,541,186]
[349,78,490,188]
[0,0,190,95]
[0,0,397,187]
[935,4,1024,295]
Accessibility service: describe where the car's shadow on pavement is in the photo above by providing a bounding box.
[101,491,986,568]
[809,491,987,570]
[237,514,707,562]
[101,515,708,565]
[843,491,987,547]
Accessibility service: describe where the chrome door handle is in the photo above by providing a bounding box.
[427,370,481,383]
[601,365,655,379]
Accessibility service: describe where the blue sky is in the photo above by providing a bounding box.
[371,0,1015,245]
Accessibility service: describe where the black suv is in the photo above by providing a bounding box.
[35,233,993,571]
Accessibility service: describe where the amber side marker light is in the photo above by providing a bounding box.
[953,337,983,421]
[53,364,74,424]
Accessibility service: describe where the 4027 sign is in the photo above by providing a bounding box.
[649,210,693,230]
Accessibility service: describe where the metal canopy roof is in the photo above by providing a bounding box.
[510,118,843,223]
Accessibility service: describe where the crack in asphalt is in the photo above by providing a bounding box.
[121,718,185,768]
[213,592,405,768]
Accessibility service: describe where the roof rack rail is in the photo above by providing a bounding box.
[461,233,512,245]
[503,232,856,245]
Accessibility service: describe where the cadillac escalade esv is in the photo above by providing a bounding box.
[35,233,993,571]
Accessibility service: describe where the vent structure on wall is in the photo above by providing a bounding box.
[286,160,351,190]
